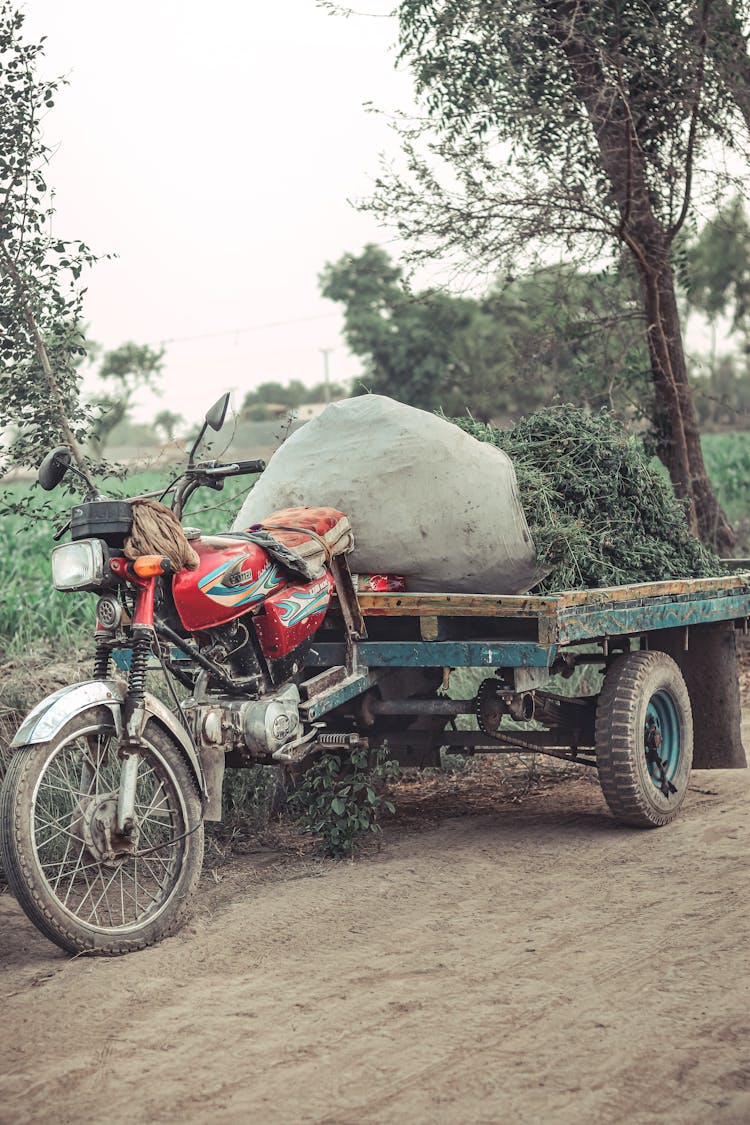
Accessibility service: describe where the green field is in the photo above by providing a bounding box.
[0,468,253,656]
[701,432,750,538]
[1,433,750,658]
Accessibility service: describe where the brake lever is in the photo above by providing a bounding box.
[53,520,71,542]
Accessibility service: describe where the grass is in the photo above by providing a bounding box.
[453,406,725,590]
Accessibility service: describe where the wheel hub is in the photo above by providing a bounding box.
[644,703,679,798]
[82,795,140,865]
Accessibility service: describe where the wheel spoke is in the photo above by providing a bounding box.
[61,844,96,911]
[87,864,125,927]
[35,819,79,849]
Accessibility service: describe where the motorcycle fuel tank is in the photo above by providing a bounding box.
[172,536,287,631]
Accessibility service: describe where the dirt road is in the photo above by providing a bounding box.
[1,766,749,1124]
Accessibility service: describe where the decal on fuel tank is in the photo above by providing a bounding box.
[197,559,281,608]
[275,581,331,627]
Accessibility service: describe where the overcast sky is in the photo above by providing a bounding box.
[21,1,412,426]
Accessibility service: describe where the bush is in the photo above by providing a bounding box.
[289,746,400,859]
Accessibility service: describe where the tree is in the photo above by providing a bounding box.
[369,0,744,550]
[321,244,651,420]
[685,196,750,332]
[242,380,308,410]
[319,244,476,409]
[154,409,184,442]
[680,197,750,426]
[0,3,96,482]
[89,342,164,452]
[460,263,652,421]
[690,354,750,427]
[707,0,750,136]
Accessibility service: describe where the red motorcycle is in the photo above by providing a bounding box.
[0,395,369,955]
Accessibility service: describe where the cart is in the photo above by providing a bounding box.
[280,570,750,828]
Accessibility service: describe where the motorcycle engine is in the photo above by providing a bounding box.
[184,683,302,761]
[242,684,302,756]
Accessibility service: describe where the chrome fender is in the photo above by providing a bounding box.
[11,679,206,797]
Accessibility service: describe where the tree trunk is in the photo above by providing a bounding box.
[635,241,734,551]
[547,0,734,554]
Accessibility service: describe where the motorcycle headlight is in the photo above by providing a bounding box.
[51,538,107,591]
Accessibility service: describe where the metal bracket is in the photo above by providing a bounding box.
[330,555,367,673]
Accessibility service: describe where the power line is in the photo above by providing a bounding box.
[155,312,340,347]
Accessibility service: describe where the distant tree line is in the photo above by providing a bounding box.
[240,379,349,421]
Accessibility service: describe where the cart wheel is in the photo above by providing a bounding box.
[595,651,693,828]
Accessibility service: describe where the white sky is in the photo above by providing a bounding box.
[21,1,413,426]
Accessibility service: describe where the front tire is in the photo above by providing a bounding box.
[0,707,204,955]
[596,651,693,828]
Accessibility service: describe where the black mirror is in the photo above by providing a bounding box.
[205,393,230,433]
[38,446,72,491]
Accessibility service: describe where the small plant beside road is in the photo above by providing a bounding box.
[289,747,400,859]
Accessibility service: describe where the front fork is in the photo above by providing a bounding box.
[95,573,158,835]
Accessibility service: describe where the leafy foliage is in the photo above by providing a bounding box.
[320,244,475,410]
[289,746,400,858]
[452,406,725,591]
[684,196,750,329]
[0,4,98,474]
[390,0,734,246]
[702,431,750,519]
[0,502,95,653]
[690,355,750,429]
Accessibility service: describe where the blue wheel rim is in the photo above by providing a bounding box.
[644,690,681,788]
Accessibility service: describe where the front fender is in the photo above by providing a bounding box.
[11,679,206,797]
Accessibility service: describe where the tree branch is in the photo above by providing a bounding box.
[668,0,712,240]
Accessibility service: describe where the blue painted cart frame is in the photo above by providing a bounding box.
[303,574,750,772]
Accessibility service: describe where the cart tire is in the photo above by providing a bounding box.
[595,651,693,828]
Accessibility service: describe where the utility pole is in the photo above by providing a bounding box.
[320,347,333,403]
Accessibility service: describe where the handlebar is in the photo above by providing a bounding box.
[219,459,266,476]
[193,459,266,478]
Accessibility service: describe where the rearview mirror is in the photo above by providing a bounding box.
[188,393,231,465]
[205,393,230,433]
[38,446,72,491]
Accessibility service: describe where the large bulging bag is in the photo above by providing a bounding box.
[233,395,537,594]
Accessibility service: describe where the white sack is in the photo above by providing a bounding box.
[233,395,537,594]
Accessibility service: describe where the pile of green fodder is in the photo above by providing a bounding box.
[452,406,726,593]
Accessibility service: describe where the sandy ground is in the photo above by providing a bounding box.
[1,762,749,1125]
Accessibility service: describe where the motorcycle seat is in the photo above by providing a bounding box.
[249,506,353,571]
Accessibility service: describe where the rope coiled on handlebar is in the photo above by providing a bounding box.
[124,498,200,571]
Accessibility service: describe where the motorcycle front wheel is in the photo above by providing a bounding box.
[0,706,204,955]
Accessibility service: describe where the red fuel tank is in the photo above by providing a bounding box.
[172,536,287,631]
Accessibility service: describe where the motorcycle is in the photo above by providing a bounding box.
[0,393,375,955]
